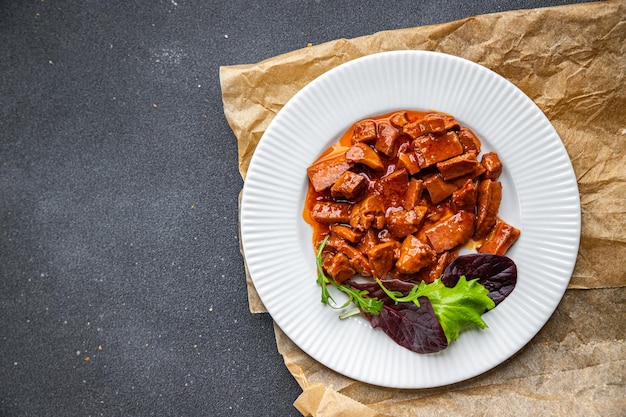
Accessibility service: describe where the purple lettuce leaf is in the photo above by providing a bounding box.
[442,253,517,305]
[351,280,448,354]
[361,296,448,354]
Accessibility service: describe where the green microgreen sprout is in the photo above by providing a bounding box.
[316,236,383,318]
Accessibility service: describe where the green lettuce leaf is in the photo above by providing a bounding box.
[414,276,495,342]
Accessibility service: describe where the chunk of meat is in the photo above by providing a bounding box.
[402,115,447,139]
[330,224,362,243]
[423,200,452,224]
[405,178,424,210]
[330,171,367,200]
[469,160,486,178]
[397,150,421,175]
[458,128,481,154]
[325,233,348,251]
[367,241,397,279]
[340,245,372,277]
[423,174,462,204]
[376,229,398,246]
[322,252,355,283]
[307,154,354,192]
[436,152,480,181]
[386,207,427,239]
[481,152,503,180]
[475,179,502,239]
[352,119,377,143]
[414,251,456,284]
[441,114,460,131]
[350,195,385,232]
[310,201,351,224]
[389,111,409,128]
[478,219,520,255]
[425,211,476,253]
[357,228,379,253]
[414,131,464,168]
[451,179,477,213]
[423,161,486,205]
[326,235,372,277]
[395,235,437,274]
[375,122,400,156]
[374,169,409,209]
[346,143,384,171]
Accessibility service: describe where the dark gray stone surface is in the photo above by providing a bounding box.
[0,1,590,416]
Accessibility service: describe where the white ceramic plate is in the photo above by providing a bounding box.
[240,51,580,388]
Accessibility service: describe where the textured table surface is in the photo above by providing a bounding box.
[0,1,592,416]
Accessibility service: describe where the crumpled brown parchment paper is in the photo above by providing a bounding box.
[221,1,626,415]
